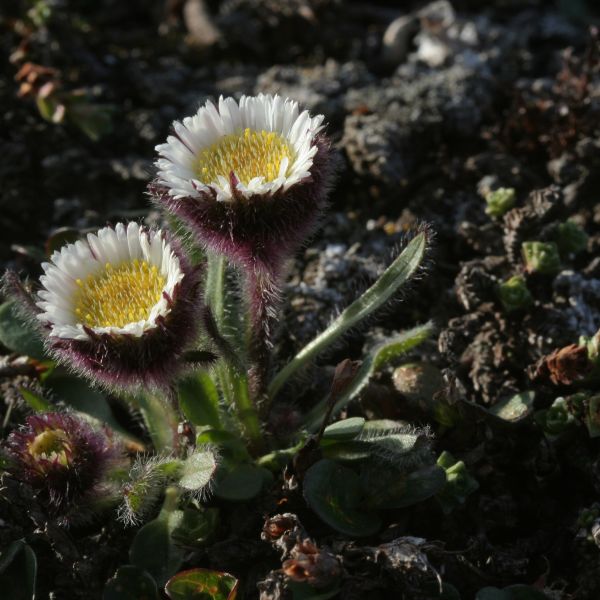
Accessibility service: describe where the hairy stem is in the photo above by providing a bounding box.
[205,253,262,446]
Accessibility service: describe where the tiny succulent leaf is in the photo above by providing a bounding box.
[436,451,479,514]
[485,187,516,218]
[165,568,239,600]
[303,459,381,537]
[521,241,561,275]
[489,391,535,423]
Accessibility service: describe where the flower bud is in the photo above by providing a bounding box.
[5,412,117,513]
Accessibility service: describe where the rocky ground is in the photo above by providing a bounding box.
[2,0,600,598]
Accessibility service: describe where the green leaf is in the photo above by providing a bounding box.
[214,464,267,501]
[304,323,434,431]
[323,417,365,441]
[103,565,159,600]
[196,429,249,461]
[178,374,222,429]
[0,301,45,359]
[364,464,447,510]
[165,568,238,600]
[0,540,37,600]
[436,451,479,514]
[303,459,381,537]
[322,420,425,463]
[178,451,218,493]
[19,387,50,411]
[489,391,535,423]
[171,507,219,548]
[129,515,184,587]
[269,233,428,399]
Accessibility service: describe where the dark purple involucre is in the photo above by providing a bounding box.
[150,136,337,280]
[4,229,211,393]
[5,412,117,512]
[49,248,206,393]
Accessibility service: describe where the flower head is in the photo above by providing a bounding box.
[12,222,207,391]
[151,94,336,273]
[155,94,325,203]
[5,412,117,512]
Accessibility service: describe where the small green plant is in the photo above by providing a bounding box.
[2,95,436,597]
[497,274,533,312]
[521,241,561,275]
[485,187,516,218]
[555,220,588,255]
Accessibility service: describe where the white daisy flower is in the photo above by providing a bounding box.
[36,222,184,341]
[155,93,325,202]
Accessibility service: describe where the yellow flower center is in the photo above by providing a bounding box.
[29,429,70,465]
[74,260,165,328]
[195,128,295,186]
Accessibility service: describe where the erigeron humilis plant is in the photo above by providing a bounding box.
[2,94,445,596]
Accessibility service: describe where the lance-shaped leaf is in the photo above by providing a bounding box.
[322,417,365,441]
[321,419,429,464]
[165,568,239,600]
[305,322,434,431]
[178,374,222,430]
[269,232,428,400]
[303,459,381,537]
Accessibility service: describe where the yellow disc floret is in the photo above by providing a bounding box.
[28,429,71,465]
[195,128,295,186]
[74,260,165,329]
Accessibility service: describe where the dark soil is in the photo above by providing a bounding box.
[2,0,600,598]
